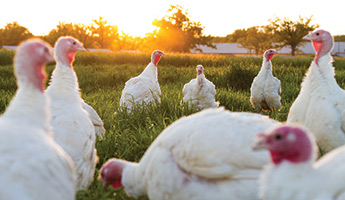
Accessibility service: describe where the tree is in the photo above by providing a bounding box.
[237,26,273,55]
[148,5,214,52]
[267,16,319,56]
[228,29,248,43]
[43,22,95,48]
[210,36,228,43]
[117,32,144,51]
[43,17,119,50]
[0,22,33,46]
[91,17,119,50]
[0,29,3,47]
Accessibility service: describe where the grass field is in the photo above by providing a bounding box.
[1,50,345,199]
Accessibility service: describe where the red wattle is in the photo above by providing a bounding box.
[269,54,274,60]
[33,65,46,92]
[312,41,323,66]
[154,55,161,66]
[112,180,122,189]
[67,52,76,64]
[312,41,322,53]
[270,150,305,165]
[270,151,282,165]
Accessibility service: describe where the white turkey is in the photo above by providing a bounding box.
[0,39,76,199]
[250,49,281,112]
[46,36,98,189]
[182,65,219,110]
[252,124,345,200]
[100,108,279,200]
[119,50,164,112]
[82,100,105,139]
[287,29,345,154]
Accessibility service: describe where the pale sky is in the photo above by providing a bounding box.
[1,0,344,37]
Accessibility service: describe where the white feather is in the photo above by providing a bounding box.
[182,66,219,110]
[0,43,76,199]
[120,62,161,112]
[287,54,345,153]
[46,62,98,190]
[260,140,345,200]
[116,108,279,200]
[250,55,281,111]
[82,100,105,139]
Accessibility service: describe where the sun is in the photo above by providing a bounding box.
[95,0,170,37]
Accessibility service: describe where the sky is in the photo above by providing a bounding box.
[1,0,344,37]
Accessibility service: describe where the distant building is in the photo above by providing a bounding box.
[87,48,112,52]
[192,42,345,57]
[191,43,249,55]
[119,50,141,53]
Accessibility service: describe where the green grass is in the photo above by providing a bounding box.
[1,51,345,199]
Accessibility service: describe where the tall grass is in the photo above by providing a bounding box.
[0,49,15,65]
[0,48,317,67]
[0,51,345,199]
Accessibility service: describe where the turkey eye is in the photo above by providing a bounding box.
[73,41,76,45]
[44,47,49,53]
[274,134,282,140]
[316,32,319,36]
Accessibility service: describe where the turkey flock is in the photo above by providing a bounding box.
[1,29,345,200]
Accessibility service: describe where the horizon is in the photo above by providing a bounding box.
[1,0,345,37]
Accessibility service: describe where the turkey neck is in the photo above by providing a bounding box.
[55,47,74,67]
[121,161,146,198]
[3,85,50,132]
[14,57,46,93]
[47,62,81,97]
[259,59,273,76]
[306,55,338,90]
[315,38,333,66]
[140,62,158,80]
[197,73,205,87]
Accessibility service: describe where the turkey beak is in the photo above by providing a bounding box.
[78,42,86,51]
[273,50,278,54]
[78,47,86,51]
[303,33,313,40]
[252,134,268,151]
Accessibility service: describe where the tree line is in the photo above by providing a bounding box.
[1,5,343,55]
[0,6,213,53]
[211,16,322,56]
